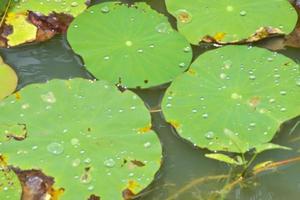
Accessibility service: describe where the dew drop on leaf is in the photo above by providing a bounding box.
[205,131,214,139]
[47,142,64,155]
[101,6,110,13]
[104,158,116,168]
[239,10,247,16]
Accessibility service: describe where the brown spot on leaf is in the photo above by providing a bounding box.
[130,160,145,167]
[122,188,135,200]
[248,96,261,109]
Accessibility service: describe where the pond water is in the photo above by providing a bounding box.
[1,0,300,200]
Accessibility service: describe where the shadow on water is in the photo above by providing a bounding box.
[0,0,300,199]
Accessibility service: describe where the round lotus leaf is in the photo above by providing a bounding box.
[10,0,87,16]
[162,46,300,153]
[67,2,192,88]
[0,79,162,199]
[0,164,21,200]
[0,57,17,100]
[165,0,298,44]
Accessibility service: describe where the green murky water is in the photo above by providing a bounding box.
[1,0,300,199]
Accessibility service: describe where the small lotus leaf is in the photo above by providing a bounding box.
[67,2,192,88]
[165,0,298,44]
[162,46,300,153]
[0,79,161,199]
[0,56,17,100]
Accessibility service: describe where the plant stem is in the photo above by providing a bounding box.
[0,0,12,28]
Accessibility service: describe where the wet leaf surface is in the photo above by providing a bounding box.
[166,0,298,44]
[162,46,300,153]
[0,79,162,199]
[68,2,192,88]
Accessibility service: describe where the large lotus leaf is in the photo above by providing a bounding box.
[0,79,162,200]
[0,56,17,100]
[165,0,298,44]
[0,161,21,200]
[67,2,192,88]
[162,46,300,153]
[10,0,87,16]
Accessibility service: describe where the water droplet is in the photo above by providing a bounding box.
[166,103,172,108]
[220,73,227,79]
[179,62,186,68]
[101,6,110,13]
[205,131,214,139]
[32,146,38,150]
[71,2,78,7]
[175,9,192,23]
[72,158,81,167]
[104,158,115,168]
[223,60,232,69]
[137,49,144,53]
[226,6,234,12]
[155,23,169,33]
[267,57,274,62]
[84,158,91,164]
[269,98,275,103]
[47,143,64,155]
[144,142,151,148]
[280,107,286,112]
[240,10,247,16]
[88,185,94,191]
[249,75,256,80]
[296,79,300,86]
[183,46,191,53]
[202,113,208,119]
[71,138,79,146]
[125,40,133,47]
[280,91,287,96]
[149,44,155,48]
[192,109,197,113]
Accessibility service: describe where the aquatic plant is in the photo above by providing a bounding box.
[0,0,299,199]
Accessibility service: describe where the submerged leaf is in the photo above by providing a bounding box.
[254,143,291,154]
[205,153,242,165]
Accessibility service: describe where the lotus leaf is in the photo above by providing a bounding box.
[10,0,87,16]
[4,0,87,46]
[0,56,17,100]
[0,161,21,200]
[0,79,162,199]
[165,0,298,44]
[162,46,300,153]
[5,13,37,46]
[67,2,192,88]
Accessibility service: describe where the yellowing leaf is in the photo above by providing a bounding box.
[6,12,37,46]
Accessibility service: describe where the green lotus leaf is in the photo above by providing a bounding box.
[162,46,300,153]
[0,79,162,200]
[165,0,298,44]
[67,2,192,88]
[0,160,21,200]
[10,0,87,16]
[0,56,18,100]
